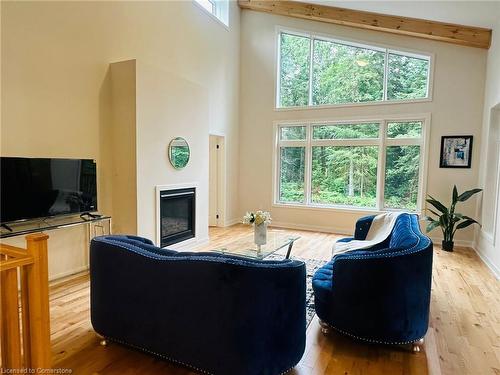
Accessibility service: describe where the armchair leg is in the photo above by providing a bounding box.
[319,320,330,335]
[411,338,424,353]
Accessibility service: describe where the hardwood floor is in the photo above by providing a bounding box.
[46,225,500,375]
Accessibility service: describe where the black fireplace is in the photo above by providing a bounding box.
[159,188,196,247]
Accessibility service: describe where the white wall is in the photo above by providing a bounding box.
[0,1,240,279]
[108,60,138,235]
[136,60,210,243]
[239,10,487,244]
[476,13,500,279]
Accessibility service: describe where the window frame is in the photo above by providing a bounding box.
[193,0,229,28]
[275,26,434,110]
[272,114,431,213]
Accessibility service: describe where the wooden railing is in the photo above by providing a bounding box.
[0,233,51,370]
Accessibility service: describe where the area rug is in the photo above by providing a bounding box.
[268,254,327,327]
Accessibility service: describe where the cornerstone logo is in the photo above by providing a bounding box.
[1,369,72,374]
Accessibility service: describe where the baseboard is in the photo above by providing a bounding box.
[428,236,474,248]
[472,243,500,280]
[223,218,241,227]
[50,265,89,282]
[474,249,500,280]
[271,223,477,248]
[271,221,352,236]
[480,231,495,245]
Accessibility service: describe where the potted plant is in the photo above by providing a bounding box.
[425,186,482,252]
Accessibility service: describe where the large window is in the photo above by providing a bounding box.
[278,31,431,108]
[275,119,428,212]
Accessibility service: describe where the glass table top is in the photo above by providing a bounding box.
[0,214,111,239]
[211,230,300,260]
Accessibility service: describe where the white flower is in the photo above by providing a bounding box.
[243,210,272,226]
[242,212,255,224]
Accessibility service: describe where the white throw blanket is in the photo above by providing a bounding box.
[333,212,404,256]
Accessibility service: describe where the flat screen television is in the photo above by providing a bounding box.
[1,157,97,223]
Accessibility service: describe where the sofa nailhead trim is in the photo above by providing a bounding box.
[322,322,425,346]
[102,335,215,375]
[279,366,297,374]
[101,334,298,375]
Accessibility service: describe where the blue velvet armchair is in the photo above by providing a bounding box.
[312,213,433,349]
[90,235,306,375]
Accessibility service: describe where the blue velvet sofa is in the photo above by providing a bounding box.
[90,235,306,375]
[312,213,433,347]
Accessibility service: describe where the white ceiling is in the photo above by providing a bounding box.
[303,1,500,28]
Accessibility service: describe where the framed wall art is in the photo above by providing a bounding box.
[439,135,473,168]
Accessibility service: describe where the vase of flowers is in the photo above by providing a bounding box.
[243,210,272,247]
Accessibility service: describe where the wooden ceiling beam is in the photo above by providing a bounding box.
[238,0,492,49]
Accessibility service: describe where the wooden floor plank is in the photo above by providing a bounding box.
[40,225,500,374]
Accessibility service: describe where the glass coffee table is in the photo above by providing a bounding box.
[211,230,300,260]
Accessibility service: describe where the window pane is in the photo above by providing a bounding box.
[312,39,384,105]
[280,126,306,140]
[313,123,379,139]
[279,147,305,203]
[195,0,215,14]
[311,146,378,207]
[279,33,311,107]
[387,53,429,100]
[384,146,420,210]
[387,121,422,138]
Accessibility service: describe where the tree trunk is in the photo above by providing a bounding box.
[348,158,354,197]
[360,161,364,197]
[321,147,326,176]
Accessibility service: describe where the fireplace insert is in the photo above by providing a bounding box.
[159,188,195,247]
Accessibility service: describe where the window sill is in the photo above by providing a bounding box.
[272,202,421,215]
[274,97,432,112]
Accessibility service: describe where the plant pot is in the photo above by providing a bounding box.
[442,240,454,252]
[254,223,267,246]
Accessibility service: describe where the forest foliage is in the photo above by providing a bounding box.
[279,33,429,107]
[279,122,422,211]
[277,33,427,210]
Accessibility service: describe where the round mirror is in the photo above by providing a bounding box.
[168,137,190,169]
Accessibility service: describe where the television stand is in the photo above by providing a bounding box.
[0,214,111,239]
[0,214,112,281]
[80,212,103,220]
[1,223,13,232]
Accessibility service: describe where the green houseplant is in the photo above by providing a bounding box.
[425,186,482,252]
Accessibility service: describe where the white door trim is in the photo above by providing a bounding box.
[208,134,226,227]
